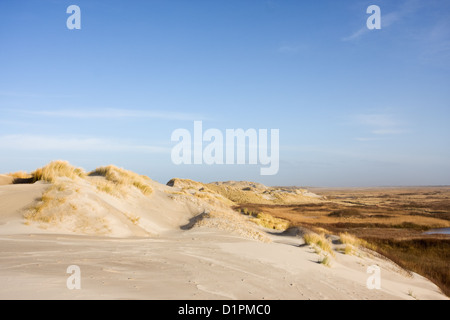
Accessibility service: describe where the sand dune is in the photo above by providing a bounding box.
[0,174,13,186]
[0,161,447,300]
[0,182,49,233]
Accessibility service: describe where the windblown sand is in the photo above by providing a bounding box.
[0,168,447,300]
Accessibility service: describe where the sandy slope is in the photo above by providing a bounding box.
[0,168,447,300]
[0,228,446,300]
[0,182,49,233]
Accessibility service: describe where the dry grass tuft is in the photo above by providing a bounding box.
[250,213,290,230]
[303,232,335,256]
[318,254,332,267]
[339,232,361,255]
[337,232,375,255]
[24,185,67,223]
[90,165,153,196]
[132,181,153,196]
[339,232,361,246]
[31,161,85,183]
[7,171,32,180]
[95,181,115,195]
[239,208,290,230]
[124,212,141,225]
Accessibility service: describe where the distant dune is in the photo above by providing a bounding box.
[0,174,13,186]
[0,161,323,239]
[0,161,447,300]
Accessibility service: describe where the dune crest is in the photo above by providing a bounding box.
[4,161,284,240]
[167,178,324,205]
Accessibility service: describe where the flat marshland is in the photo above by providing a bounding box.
[235,186,450,297]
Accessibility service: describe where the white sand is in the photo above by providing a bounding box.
[0,229,446,300]
[0,177,447,300]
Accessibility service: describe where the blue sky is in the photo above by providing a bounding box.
[1,0,450,187]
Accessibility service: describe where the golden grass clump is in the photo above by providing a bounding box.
[249,212,290,231]
[303,232,335,257]
[95,181,115,195]
[31,161,85,183]
[239,208,290,230]
[339,232,361,247]
[7,171,32,179]
[319,255,331,267]
[132,181,153,196]
[24,185,68,223]
[338,232,374,254]
[90,165,153,196]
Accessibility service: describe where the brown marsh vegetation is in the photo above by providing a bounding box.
[235,186,450,297]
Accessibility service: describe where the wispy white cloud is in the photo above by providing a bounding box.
[353,114,399,127]
[371,128,406,135]
[353,137,382,142]
[350,113,407,140]
[0,134,170,153]
[342,27,368,42]
[16,108,206,121]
